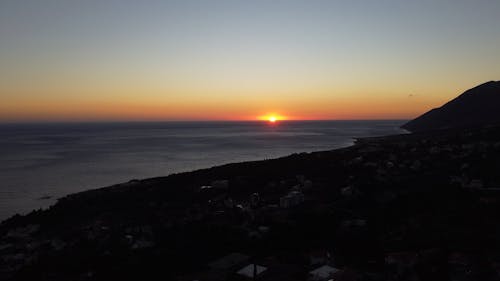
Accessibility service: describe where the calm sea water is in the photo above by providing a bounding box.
[0,120,406,220]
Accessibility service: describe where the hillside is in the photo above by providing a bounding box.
[402,81,500,132]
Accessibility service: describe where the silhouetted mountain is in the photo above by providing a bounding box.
[402,81,500,132]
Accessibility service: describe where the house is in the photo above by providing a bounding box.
[410,160,422,171]
[330,268,359,281]
[223,197,234,209]
[467,179,483,189]
[209,252,249,270]
[258,226,270,234]
[199,185,212,191]
[385,252,418,268]
[341,219,366,228]
[340,186,360,197]
[131,239,154,250]
[309,265,339,281]
[448,252,476,281]
[385,252,419,280]
[309,250,332,266]
[236,264,267,279]
[280,191,304,208]
[303,180,313,189]
[250,193,260,208]
[348,156,364,166]
[177,269,228,281]
[211,180,229,189]
[6,224,39,240]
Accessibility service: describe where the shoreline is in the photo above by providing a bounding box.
[0,120,405,221]
[3,125,500,280]
[0,138,359,223]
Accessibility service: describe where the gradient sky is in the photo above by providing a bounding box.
[1,0,500,121]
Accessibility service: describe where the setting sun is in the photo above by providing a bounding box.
[258,114,286,123]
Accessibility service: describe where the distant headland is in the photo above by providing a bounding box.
[402,81,500,132]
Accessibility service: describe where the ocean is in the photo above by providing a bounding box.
[0,120,406,221]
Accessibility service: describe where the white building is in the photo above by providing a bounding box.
[237,264,267,279]
[309,265,339,281]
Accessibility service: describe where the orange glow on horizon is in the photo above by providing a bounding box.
[0,89,453,122]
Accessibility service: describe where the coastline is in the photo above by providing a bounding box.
[3,129,406,224]
[0,120,405,221]
[2,126,500,280]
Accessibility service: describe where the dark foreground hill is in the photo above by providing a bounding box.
[3,126,500,280]
[402,81,500,132]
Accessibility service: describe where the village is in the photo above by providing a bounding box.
[2,126,500,280]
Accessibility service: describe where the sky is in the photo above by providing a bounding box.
[1,0,500,122]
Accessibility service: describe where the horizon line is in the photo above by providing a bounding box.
[0,118,410,125]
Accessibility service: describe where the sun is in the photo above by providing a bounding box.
[258,113,286,123]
